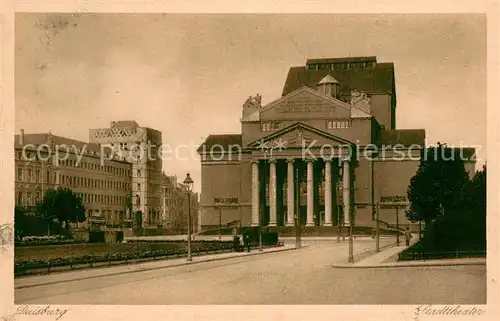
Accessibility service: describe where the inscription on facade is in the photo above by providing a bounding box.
[379,196,408,209]
[380,196,407,203]
[214,198,238,205]
[275,95,336,113]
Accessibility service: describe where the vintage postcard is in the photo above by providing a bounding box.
[1,1,499,321]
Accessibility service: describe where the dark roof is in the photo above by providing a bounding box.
[197,134,242,153]
[282,63,395,96]
[112,121,139,128]
[15,133,112,155]
[306,56,377,65]
[377,129,426,147]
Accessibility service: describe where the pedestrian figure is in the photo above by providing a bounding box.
[233,235,240,252]
[240,236,245,252]
[244,232,251,252]
[404,227,412,246]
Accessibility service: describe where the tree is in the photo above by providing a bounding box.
[408,155,486,252]
[406,143,470,225]
[125,193,133,218]
[135,210,143,228]
[467,164,486,213]
[36,188,86,236]
[14,206,27,240]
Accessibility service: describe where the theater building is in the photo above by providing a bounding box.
[197,56,475,231]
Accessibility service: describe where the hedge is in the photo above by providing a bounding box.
[14,241,282,276]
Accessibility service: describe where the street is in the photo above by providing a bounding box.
[15,239,486,305]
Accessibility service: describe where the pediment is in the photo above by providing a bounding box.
[247,122,354,150]
[260,86,352,119]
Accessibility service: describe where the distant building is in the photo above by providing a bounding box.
[197,56,476,231]
[14,130,132,230]
[161,174,199,234]
[89,121,163,229]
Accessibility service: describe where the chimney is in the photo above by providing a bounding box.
[19,129,24,145]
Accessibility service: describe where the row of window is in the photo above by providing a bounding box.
[15,151,49,161]
[16,189,172,208]
[78,193,128,205]
[16,168,51,183]
[15,151,132,176]
[261,120,352,132]
[15,191,129,207]
[326,120,351,129]
[261,122,282,132]
[17,192,42,206]
[60,175,131,191]
[59,159,130,176]
[307,61,376,71]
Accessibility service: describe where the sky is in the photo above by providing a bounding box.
[15,13,486,193]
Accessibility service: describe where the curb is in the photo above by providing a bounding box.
[15,246,296,289]
[331,260,486,269]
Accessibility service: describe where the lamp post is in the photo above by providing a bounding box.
[183,173,194,261]
[218,206,222,241]
[336,206,341,243]
[348,219,354,263]
[376,201,380,252]
[347,162,354,264]
[396,205,400,246]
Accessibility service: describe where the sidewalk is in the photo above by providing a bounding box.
[15,244,296,289]
[332,239,486,268]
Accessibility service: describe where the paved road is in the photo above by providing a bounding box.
[15,239,485,305]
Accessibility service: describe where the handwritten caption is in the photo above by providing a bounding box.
[14,305,69,320]
[414,305,485,320]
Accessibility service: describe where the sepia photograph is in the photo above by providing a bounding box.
[4,8,494,317]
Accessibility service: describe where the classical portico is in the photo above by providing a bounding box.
[248,122,354,228]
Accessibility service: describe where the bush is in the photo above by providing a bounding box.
[89,231,105,243]
[15,238,84,247]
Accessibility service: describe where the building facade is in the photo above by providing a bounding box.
[15,130,132,230]
[89,121,164,228]
[197,56,476,230]
[161,174,199,234]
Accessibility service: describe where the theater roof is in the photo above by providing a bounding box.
[282,62,395,96]
[377,129,426,147]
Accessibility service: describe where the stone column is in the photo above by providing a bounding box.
[306,159,314,226]
[324,160,333,226]
[343,159,351,226]
[269,159,277,226]
[251,160,259,226]
[286,159,295,226]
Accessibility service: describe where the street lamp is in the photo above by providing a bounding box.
[395,205,400,246]
[217,206,222,241]
[183,173,194,261]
